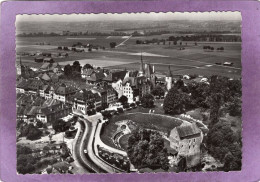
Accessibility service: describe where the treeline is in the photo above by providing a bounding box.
[169,34,241,42]
[17,31,129,37]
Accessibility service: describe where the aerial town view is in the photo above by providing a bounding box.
[16,12,242,174]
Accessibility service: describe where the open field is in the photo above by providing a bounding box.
[17,36,128,49]
[17,35,241,78]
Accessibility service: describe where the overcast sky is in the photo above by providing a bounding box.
[17,12,241,22]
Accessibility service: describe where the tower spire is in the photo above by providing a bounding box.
[139,52,145,76]
[167,65,172,77]
[20,56,22,66]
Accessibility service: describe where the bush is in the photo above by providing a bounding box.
[123,103,130,109]
[26,125,43,140]
[36,121,43,128]
[110,42,117,48]
[117,108,124,113]
[130,103,136,108]
[140,94,154,108]
[119,95,128,104]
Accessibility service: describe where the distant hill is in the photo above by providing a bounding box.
[16,20,241,35]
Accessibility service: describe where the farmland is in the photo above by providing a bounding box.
[16,34,241,78]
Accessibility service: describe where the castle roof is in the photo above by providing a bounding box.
[176,123,201,139]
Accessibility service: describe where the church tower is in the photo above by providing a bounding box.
[138,52,145,77]
[165,65,172,90]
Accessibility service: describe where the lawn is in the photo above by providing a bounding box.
[17,36,128,49]
[118,133,131,151]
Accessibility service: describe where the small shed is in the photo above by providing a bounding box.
[43,57,54,63]
[42,52,52,57]
[35,57,44,62]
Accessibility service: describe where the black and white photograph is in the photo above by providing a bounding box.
[15,12,242,174]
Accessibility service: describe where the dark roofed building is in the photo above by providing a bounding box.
[54,83,78,103]
[16,79,30,93]
[36,102,72,123]
[72,89,102,115]
[27,79,44,94]
[103,70,127,83]
[176,124,201,139]
[86,71,106,84]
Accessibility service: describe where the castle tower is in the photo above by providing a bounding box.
[165,65,173,90]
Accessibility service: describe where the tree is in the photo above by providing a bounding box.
[17,154,37,174]
[48,134,53,143]
[72,61,81,72]
[140,93,154,108]
[227,96,241,117]
[151,85,165,98]
[17,145,32,155]
[206,120,241,171]
[110,42,117,48]
[127,129,169,170]
[64,64,72,76]
[83,63,93,70]
[36,121,43,128]
[175,78,185,90]
[43,146,50,154]
[52,119,69,133]
[23,124,42,140]
[119,95,128,104]
[17,119,24,129]
[163,88,190,114]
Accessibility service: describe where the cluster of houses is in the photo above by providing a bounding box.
[16,54,178,125]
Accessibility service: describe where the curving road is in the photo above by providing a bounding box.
[74,115,126,173]
[74,118,105,173]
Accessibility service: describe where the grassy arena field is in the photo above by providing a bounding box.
[100,112,184,149]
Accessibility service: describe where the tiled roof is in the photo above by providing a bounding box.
[40,63,61,70]
[17,79,29,89]
[55,84,77,95]
[27,79,44,91]
[103,71,127,82]
[73,89,101,102]
[82,69,94,76]
[26,106,39,116]
[122,77,137,86]
[176,123,201,139]
[37,103,70,116]
[86,71,105,82]
[41,73,51,81]
[42,98,61,107]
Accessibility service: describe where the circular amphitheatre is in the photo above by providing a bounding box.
[100,112,189,151]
